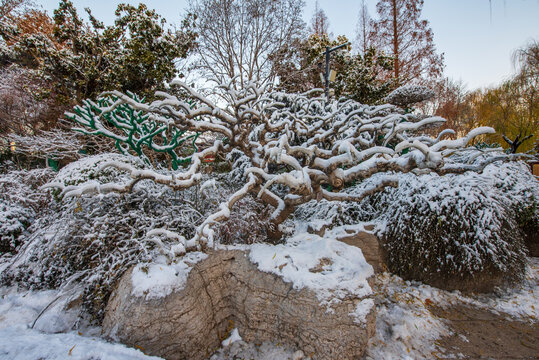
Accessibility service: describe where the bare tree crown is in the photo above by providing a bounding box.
[188,0,305,86]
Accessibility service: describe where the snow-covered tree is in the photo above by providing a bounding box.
[47,80,522,256]
[272,34,393,104]
[0,1,196,102]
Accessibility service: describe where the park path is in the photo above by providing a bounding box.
[432,304,538,359]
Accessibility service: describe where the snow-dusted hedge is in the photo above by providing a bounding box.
[295,160,537,291]
[481,160,539,255]
[49,153,146,189]
[0,155,264,322]
[378,171,527,291]
[0,182,207,321]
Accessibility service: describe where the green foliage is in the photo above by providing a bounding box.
[333,46,394,104]
[474,142,502,150]
[272,34,393,104]
[0,0,197,102]
[67,95,199,169]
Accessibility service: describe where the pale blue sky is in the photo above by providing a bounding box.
[38,0,539,90]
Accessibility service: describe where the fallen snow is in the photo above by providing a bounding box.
[366,257,539,359]
[0,326,163,360]
[220,328,242,347]
[131,252,208,300]
[460,257,539,321]
[365,274,452,360]
[0,288,162,360]
[210,340,300,360]
[1,258,537,360]
[373,258,539,322]
[249,233,374,313]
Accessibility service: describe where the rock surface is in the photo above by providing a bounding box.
[102,249,375,360]
[336,225,385,273]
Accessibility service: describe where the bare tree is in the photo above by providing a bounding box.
[0,65,63,136]
[309,0,329,36]
[429,78,471,136]
[369,0,444,86]
[47,79,522,256]
[512,40,539,82]
[355,0,372,55]
[0,0,32,21]
[188,0,305,85]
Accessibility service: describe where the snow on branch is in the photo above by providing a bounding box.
[46,79,523,254]
[6,130,86,161]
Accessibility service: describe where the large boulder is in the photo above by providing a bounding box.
[103,248,375,360]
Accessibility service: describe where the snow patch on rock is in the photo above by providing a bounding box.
[249,233,374,308]
[131,252,208,300]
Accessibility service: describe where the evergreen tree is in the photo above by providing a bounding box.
[0,0,197,102]
[271,34,393,104]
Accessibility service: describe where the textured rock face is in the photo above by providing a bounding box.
[103,250,375,360]
[336,226,385,274]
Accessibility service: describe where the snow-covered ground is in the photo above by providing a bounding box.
[0,288,160,360]
[1,257,536,360]
[366,257,539,359]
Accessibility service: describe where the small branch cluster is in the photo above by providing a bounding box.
[48,79,518,255]
[6,130,86,161]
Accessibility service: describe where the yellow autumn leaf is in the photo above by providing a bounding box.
[74,201,82,213]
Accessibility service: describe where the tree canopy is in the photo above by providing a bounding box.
[0,0,197,102]
[272,33,393,104]
[187,0,305,86]
[369,0,444,86]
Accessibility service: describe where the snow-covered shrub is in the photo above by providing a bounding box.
[385,85,435,108]
[47,79,518,253]
[0,203,32,253]
[50,153,146,189]
[295,159,537,290]
[0,181,209,322]
[1,155,256,322]
[0,168,53,254]
[481,160,539,255]
[515,198,539,256]
[378,171,527,292]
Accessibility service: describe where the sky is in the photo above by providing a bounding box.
[38,0,539,90]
